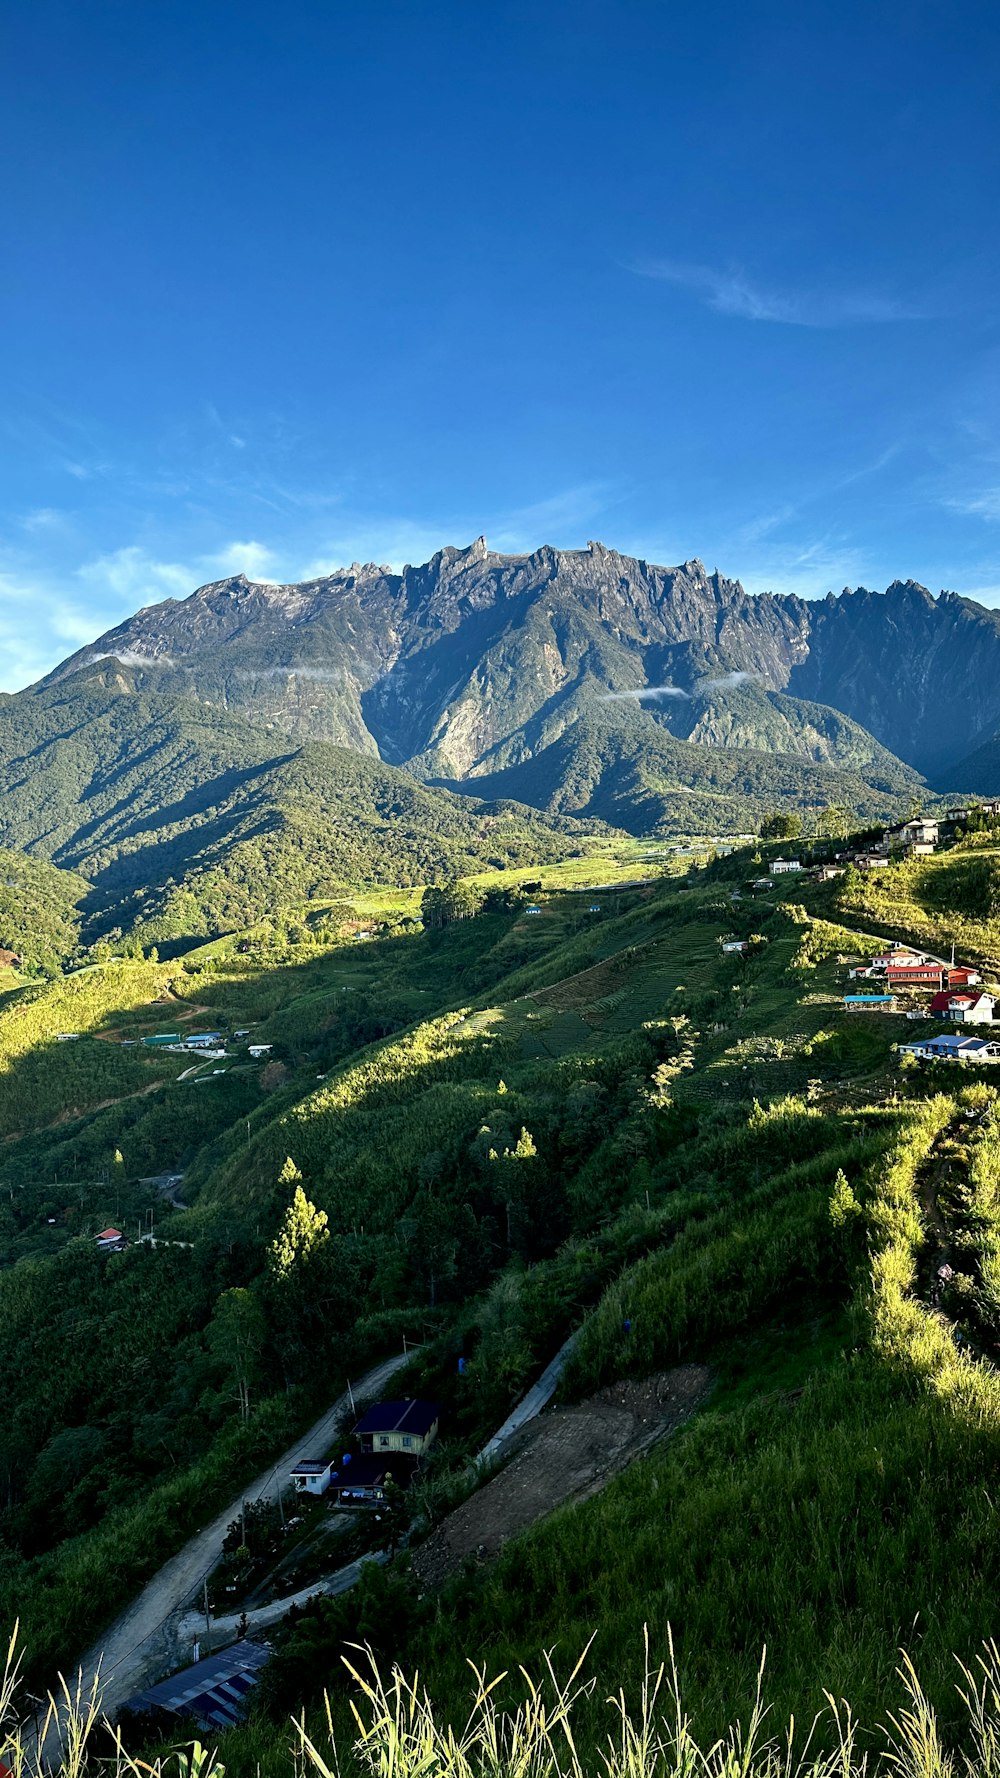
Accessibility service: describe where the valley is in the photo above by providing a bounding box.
[4,803,1000,1777]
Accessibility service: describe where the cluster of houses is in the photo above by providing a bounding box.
[290,1397,440,1507]
[134,1031,273,1060]
[769,804,1000,882]
[832,941,1000,1066]
[843,946,995,1020]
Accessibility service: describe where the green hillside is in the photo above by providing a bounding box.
[0,847,89,973]
[0,665,594,936]
[5,835,1000,1771]
[463,704,917,833]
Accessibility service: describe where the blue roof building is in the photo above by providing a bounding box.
[122,1641,270,1730]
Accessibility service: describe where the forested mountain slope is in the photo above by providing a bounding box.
[0,662,588,932]
[0,849,88,973]
[465,703,917,833]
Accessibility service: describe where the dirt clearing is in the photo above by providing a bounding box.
[410,1365,710,1591]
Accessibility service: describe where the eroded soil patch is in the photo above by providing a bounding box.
[410,1365,710,1592]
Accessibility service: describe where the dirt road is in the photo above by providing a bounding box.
[42,1350,413,1754]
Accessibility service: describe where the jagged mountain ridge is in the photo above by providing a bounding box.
[43,540,1000,789]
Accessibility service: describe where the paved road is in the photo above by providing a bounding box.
[41,1350,413,1755]
[176,1550,389,1645]
[476,1330,580,1466]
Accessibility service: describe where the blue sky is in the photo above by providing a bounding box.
[2,0,999,690]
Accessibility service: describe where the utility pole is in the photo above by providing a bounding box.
[347,1377,356,1416]
[202,1579,212,1650]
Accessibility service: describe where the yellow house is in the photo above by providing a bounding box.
[354,1399,440,1458]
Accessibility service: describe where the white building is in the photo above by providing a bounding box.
[289,1456,336,1496]
[769,860,803,875]
[899,1035,1000,1065]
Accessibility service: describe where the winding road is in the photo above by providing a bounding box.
[41,1350,413,1756]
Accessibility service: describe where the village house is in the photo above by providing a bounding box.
[892,819,939,848]
[884,961,945,988]
[355,1399,440,1457]
[95,1227,126,1252]
[899,1034,1000,1065]
[289,1456,337,1496]
[722,940,749,954]
[248,1043,272,1058]
[930,989,997,1025]
[854,853,890,871]
[769,860,803,875]
[844,994,899,1014]
[815,866,845,882]
[946,967,981,988]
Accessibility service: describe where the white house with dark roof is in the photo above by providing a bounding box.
[289,1456,337,1496]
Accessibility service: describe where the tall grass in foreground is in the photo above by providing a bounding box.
[14,1629,1000,1778]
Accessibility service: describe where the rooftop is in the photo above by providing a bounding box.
[123,1641,270,1730]
[354,1398,440,1437]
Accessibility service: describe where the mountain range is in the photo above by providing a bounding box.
[5,539,1000,938]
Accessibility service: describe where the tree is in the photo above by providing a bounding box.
[208,1288,266,1424]
[489,1127,539,1253]
[816,805,849,842]
[420,881,483,929]
[399,1191,458,1306]
[759,812,803,840]
[269,1179,330,1280]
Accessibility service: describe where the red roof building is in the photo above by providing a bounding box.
[931,991,997,1025]
[885,964,944,986]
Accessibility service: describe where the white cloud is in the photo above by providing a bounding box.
[21,507,68,534]
[201,539,281,582]
[75,546,193,608]
[599,684,690,702]
[631,259,925,327]
[696,670,756,692]
[945,489,1000,521]
[88,649,174,669]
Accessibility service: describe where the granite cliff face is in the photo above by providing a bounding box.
[41,540,1000,792]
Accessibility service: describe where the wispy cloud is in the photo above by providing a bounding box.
[20,507,69,534]
[599,684,690,702]
[88,649,175,669]
[945,489,1000,521]
[631,259,926,327]
[491,481,622,549]
[697,670,757,692]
